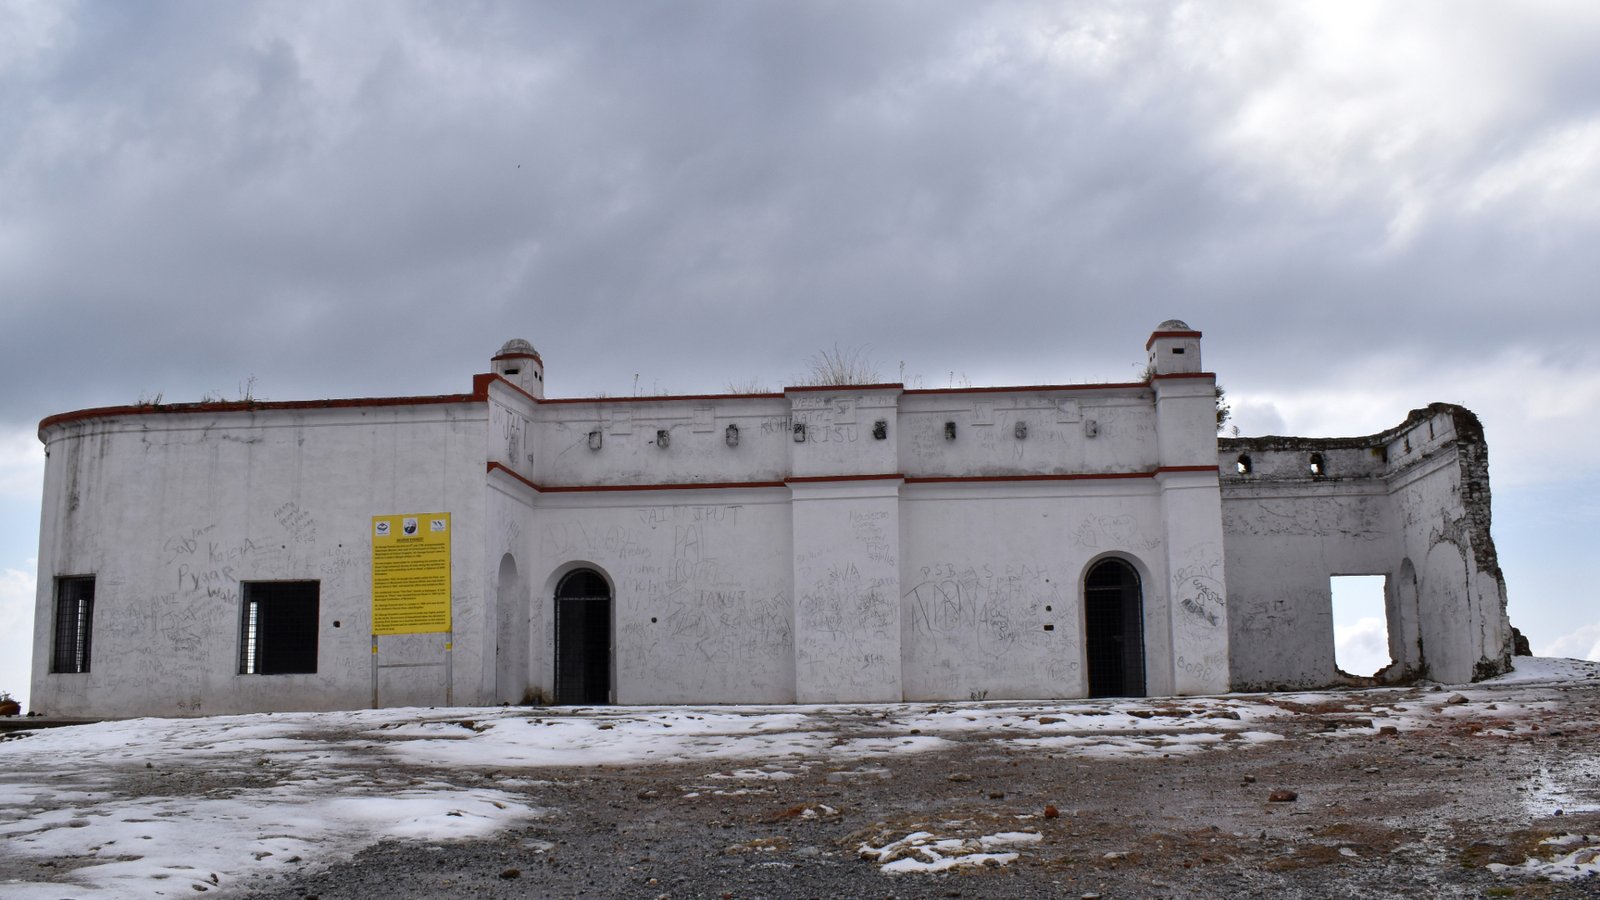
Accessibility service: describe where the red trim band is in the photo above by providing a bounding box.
[907,465,1219,484]
[786,473,904,484]
[540,480,788,493]
[905,472,1150,484]
[487,461,541,492]
[488,464,1215,493]
[1146,330,1203,351]
[491,351,543,364]
[904,382,1148,395]
[488,464,789,493]
[784,383,904,394]
[41,391,485,435]
[541,392,786,405]
[479,373,543,405]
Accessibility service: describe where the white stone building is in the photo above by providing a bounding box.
[29,322,1514,717]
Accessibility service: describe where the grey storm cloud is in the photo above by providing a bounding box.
[5,0,1600,707]
[2,1,1599,419]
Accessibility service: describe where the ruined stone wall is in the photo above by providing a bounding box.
[1387,406,1513,683]
[1219,404,1511,689]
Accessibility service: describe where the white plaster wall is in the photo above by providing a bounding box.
[31,404,488,718]
[898,483,1169,701]
[484,381,541,703]
[528,386,1163,485]
[1158,471,1231,694]
[487,379,538,482]
[788,389,901,479]
[898,390,1157,478]
[1220,485,1399,688]
[486,470,537,704]
[527,489,795,704]
[1152,377,1219,468]
[531,397,791,486]
[791,481,901,702]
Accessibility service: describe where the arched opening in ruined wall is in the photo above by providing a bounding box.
[495,553,528,704]
[554,568,613,705]
[1393,558,1420,676]
[1083,558,1146,697]
[1419,542,1475,683]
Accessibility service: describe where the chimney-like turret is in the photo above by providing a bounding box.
[492,338,544,399]
[1146,319,1202,378]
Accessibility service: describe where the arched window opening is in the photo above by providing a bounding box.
[1084,559,1146,697]
[554,569,612,705]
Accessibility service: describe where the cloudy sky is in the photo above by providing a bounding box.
[4,1,1599,706]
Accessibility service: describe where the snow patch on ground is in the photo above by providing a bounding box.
[0,779,536,898]
[1487,833,1600,881]
[0,698,1267,897]
[1482,656,1600,685]
[1521,761,1600,817]
[705,767,803,780]
[891,698,1287,736]
[5,660,1596,896]
[858,829,1040,874]
[1007,730,1283,759]
[379,712,830,769]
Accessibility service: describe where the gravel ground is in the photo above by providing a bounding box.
[230,678,1600,900]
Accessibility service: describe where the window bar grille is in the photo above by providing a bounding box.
[51,578,94,674]
[240,599,260,674]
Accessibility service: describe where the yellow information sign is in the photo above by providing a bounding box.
[371,512,452,635]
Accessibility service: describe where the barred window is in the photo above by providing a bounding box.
[51,576,95,674]
[239,581,319,675]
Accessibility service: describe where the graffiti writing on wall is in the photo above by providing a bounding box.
[1073,514,1160,552]
[542,522,650,560]
[569,503,796,697]
[1172,551,1225,629]
[1222,497,1385,541]
[903,561,1062,658]
[274,502,318,543]
[1176,652,1226,685]
[796,551,897,693]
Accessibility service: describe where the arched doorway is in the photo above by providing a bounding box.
[495,554,527,704]
[554,568,611,705]
[1084,558,1146,697]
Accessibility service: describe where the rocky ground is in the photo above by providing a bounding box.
[245,682,1598,898]
[4,665,1599,899]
